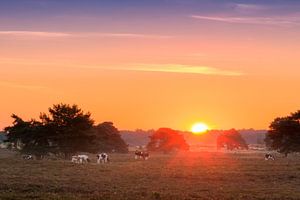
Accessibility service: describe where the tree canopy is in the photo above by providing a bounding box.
[147,128,189,152]
[265,110,300,156]
[217,129,248,150]
[91,122,128,153]
[5,103,128,158]
[4,115,52,158]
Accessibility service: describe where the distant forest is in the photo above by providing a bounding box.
[1,129,266,147]
[120,129,267,147]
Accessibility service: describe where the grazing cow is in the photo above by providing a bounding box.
[77,155,90,163]
[135,150,142,159]
[142,151,149,160]
[71,155,80,163]
[97,153,109,164]
[135,150,149,160]
[23,155,33,160]
[265,153,275,160]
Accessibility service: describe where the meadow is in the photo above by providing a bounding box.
[0,150,299,200]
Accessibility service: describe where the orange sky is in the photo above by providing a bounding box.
[1,1,300,131]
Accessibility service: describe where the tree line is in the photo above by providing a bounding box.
[3,103,300,157]
[4,103,128,159]
[215,110,300,155]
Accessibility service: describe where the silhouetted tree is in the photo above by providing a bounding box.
[217,129,248,150]
[6,104,94,159]
[90,122,128,153]
[265,110,300,156]
[5,104,128,158]
[147,128,189,152]
[4,114,52,159]
[39,103,94,158]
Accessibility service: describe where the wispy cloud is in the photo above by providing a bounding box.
[114,64,244,76]
[0,31,172,39]
[190,15,300,26]
[1,58,243,76]
[0,31,71,37]
[80,33,172,39]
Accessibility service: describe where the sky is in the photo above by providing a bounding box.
[1,0,300,131]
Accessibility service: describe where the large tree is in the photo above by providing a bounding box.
[5,103,129,158]
[5,104,94,158]
[217,129,248,150]
[147,128,189,152]
[265,110,300,156]
[39,103,94,158]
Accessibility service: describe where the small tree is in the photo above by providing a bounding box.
[265,110,300,156]
[147,128,189,152]
[217,129,248,150]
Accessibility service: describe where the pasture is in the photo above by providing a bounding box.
[0,150,300,200]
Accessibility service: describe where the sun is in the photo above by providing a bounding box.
[191,122,209,134]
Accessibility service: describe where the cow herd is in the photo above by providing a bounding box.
[22,152,276,162]
[21,150,150,163]
[70,153,111,164]
[69,151,150,164]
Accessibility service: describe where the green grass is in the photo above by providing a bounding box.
[0,151,299,200]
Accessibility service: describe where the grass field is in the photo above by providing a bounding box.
[0,150,300,200]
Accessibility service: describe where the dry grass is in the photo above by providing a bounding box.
[0,151,299,200]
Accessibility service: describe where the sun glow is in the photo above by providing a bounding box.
[191,122,209,134]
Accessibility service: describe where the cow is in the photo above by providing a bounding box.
[77,155,90,163]
[142,151,149,160]
[71,155,80,163]
[135,150,142,159]
[265,153,275,161]
[97,153,109,164]
[23,155,33,160]
[135,150,149,160]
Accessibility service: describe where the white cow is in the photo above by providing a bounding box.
[97,153,109,164]
[72,155,90,163]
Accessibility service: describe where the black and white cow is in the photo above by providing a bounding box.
[265,153,275,161]
[135,150,149,160]
[142,151,149,160]
[134,150,142,159]
[97,153,109,164]
[23,155,33,160]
